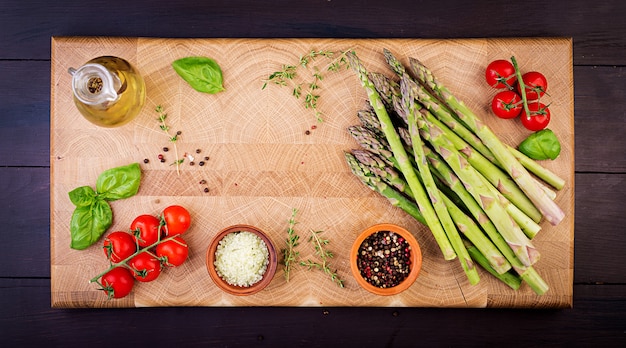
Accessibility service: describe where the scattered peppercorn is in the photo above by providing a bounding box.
[204,156,210,161]
[160,158,166,163]
[189,161,195,166]
[204,187,210,193]
[195,149,201,154]
[305,130,311,135]
[199,179,207,185]
[199,161,205,166]
[176,130,182,135]
[356,231,411,288]
[163,147,169,152]
[143,158,149,164]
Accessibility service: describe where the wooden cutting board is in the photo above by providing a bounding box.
[50,37,574,308]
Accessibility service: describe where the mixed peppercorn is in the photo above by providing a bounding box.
[356,231,411,288]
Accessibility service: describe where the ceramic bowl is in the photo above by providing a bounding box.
[206,224,277,296]
[350,223,422,296]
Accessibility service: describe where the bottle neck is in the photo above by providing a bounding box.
[69,63,121,106]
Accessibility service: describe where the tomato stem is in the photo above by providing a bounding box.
[510,56,532,119]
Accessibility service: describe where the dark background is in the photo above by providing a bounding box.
[1,0,625,346]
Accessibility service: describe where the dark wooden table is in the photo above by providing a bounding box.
[1,0,624,346]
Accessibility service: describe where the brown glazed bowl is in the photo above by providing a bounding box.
[350,223,422,296]
[206,224,277,296]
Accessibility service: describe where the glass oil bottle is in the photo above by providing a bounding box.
[69,56,146,127]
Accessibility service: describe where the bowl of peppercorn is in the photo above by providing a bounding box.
[350,223,422,296]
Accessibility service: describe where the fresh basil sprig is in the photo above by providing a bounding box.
[518,129,561,160]
[172,56,225,94]
[68,163,142,250]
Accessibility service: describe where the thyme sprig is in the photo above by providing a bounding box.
[281,208,300,282]
[300,230,345,288]
[262,49,350,123]
[155,105,183,175]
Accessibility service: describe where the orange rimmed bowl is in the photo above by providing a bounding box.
[350,223,422,296]
[206,224,277,296]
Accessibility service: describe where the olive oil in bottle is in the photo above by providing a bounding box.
[69,56,146,128]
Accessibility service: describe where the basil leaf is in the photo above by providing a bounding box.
[518,129,561,160]
[68,186,96,207]
[96,163,142,201]
[69,199,113,250]
[172,56,225,94]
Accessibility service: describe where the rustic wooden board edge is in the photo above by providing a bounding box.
[49,36,574,309]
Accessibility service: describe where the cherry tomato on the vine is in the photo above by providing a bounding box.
[156,236,189,267]
[130,214,161,248]
[161,205,191,236]
[101,267,134,299]
[521,102,551,131]
[128,252,162,282]
[517,71,548,100]
[485,59,516,89]
[491,90,523,119]
[103,231,137,263]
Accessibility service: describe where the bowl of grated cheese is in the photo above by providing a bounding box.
[206,224,277,296]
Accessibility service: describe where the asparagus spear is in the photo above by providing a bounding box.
[401,75,480,283]
[346,50,456,261]
[465,240,522,291]
[357,108,386,139]
[352,149,409,194]
[417,108,540,267]
[507,145,566,191]
[409,57,565,226]
[344,152,426,225]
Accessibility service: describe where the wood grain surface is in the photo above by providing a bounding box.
[50,37,574,308]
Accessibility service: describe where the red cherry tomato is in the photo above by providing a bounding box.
[103,231,137,263]
[156,236,189,267]
[491,90,523,119]
[161,205,191,236]
[517,71,548,100]
[485,60,516,89]
[130,214,161,248]
[101,267,134,299]
[128,252,162,282]
[521,102,551,131]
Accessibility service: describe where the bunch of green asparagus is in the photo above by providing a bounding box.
[344,50,566,294]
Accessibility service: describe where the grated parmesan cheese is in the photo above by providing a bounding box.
[214,231,269,287]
